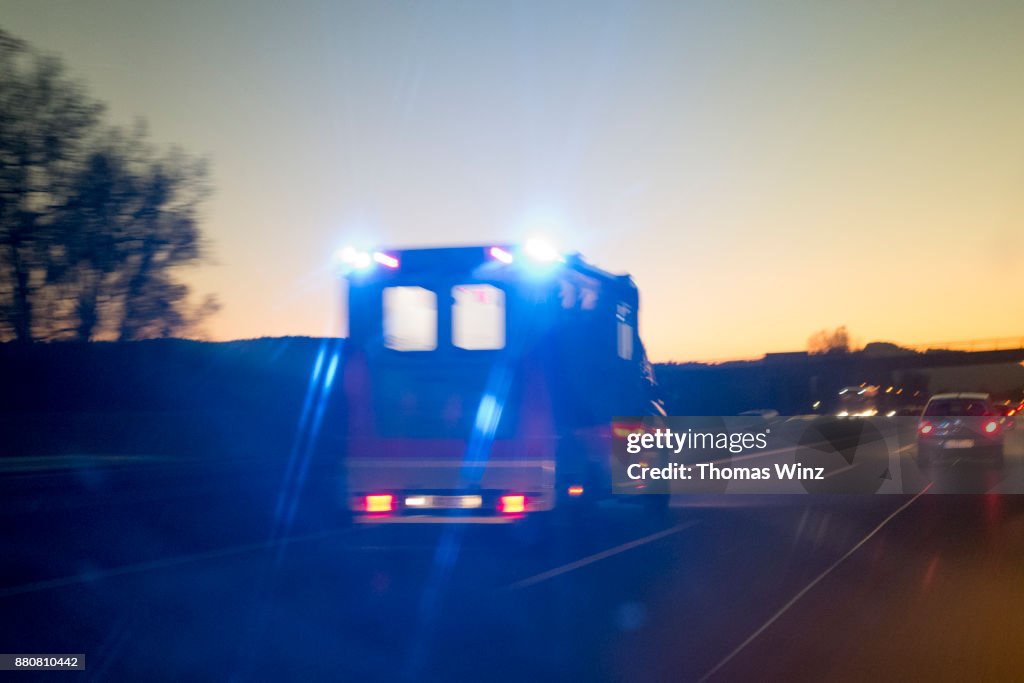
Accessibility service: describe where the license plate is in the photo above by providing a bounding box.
[944,439,974,449]
[406,495,482,509]
[436,495,482,509]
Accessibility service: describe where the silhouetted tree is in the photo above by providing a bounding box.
[112,145,215,341]
[53,127,216,341]
[48,129,138,340]
[0,28,217,342]
[807,326,851,354]
[0,29,102,342]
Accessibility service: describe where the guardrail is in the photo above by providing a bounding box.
[903,337,1024,353]
[673,336,1024,365]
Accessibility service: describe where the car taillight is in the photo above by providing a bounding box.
[364,494,394,513]
[612,422,644,439]
[918,421,933,436]
[983,420,999,435]
[499,495,526,514]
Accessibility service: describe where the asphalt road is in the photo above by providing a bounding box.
[2,430,1023,682]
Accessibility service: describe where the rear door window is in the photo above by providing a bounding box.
[924,399,992,416]
[452,284,505,350]
[383,286,437,351]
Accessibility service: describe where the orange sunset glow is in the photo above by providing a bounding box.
[4,1,1022,361]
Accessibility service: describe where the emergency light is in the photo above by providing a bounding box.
[337,239,566,275]
[523,237,565,263]
[336,246,400,273]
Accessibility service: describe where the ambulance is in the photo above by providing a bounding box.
[338,241,663,522]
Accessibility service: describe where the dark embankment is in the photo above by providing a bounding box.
[0,337,345,460]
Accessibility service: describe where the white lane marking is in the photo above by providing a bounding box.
[347,545,463,552]
[696,485,933,683]
[702,440,831,467]
[505,520,699,591]
[0,526,366,599]
[699,440,915,486]
[821,463,857,479]
[703,435,900,468]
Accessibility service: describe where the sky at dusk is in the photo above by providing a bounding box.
[2,1,1023,361]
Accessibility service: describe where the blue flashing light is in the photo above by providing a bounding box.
[338,246,371,268]
[335,246,374,274]
[523,237,565,264]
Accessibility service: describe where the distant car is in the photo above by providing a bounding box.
[896,405,926,417]
[835,385,879,417]
[917,393,1005,465]
[994,404,1018,430]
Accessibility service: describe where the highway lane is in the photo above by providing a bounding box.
[712,492,1024,682]
[1,434,1022,681]
[0,502,911,680]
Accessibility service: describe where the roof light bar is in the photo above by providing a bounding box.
[373,251,399,269]
[336,246,401,274]
[489,246,514,264]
